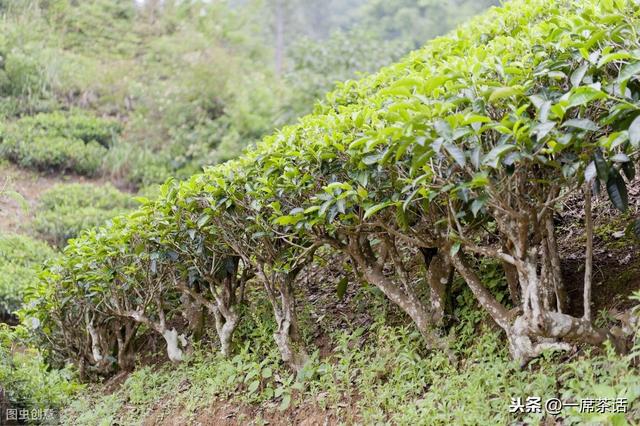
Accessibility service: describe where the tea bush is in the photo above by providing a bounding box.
[33,183,137,246]
[0,234,56,316]
[0,112,120,175]
[60,298,640,425]
[10,113,120,148]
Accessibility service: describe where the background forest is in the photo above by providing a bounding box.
[1,1,639,425]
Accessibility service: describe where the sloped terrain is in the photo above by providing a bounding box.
[2,1,640,425]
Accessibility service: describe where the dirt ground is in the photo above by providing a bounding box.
[143,397,347,426]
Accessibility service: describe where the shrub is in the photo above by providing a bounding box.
[0,234,56,316]
[33,183,136,246]
[3,136,106,175]
[0,112,120,175]
[102,144,172,187]
[0,324,80,421]
[12,112,120,148]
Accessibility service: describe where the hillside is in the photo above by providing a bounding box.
[2,0,640,425]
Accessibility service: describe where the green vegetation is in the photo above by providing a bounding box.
[281,0,499,118]
[0,0,498,186]
[33,183,137,246]
[0,0,282,185]
[62,304,640,425]
[0,234,56,317]
[0,324,80,421]
[356,0,500,50]
[1,0,639,424]
[0,112,118,175]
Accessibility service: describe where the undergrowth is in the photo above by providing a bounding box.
[0,234,56,316]
[0,324,81,423]
[61,292,640,426]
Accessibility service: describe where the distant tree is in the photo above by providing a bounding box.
[358,0,500,49]
[281,28,401,120]
[277,0,500,120]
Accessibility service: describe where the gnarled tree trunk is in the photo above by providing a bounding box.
[420,248,453,326]
[173,257,248,357]
[346,234,454,360]
[213,306,239,357]
[452,194,623,365]
[125,303,187,363]
[84,311,119,374]
[259,266,309,373]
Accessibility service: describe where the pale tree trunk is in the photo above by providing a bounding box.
[116,321,138,371]
[347,235,454,360]
[86,313,104,364]
[154,294,186,362]
[212,306,239,358]
[421,248,452,326]
[456,205,623,364]
[159,328,184,362]
[127,306,186,363]
[259,267,309,373]
[513,235,618,362]
[174,258,247,357]
[213,261,242,357]
[178,292,238,357]
[84,312,117,374]
[451,250,565,364]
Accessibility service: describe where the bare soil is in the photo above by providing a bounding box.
[143,397,346,426]
[556,177,640,316]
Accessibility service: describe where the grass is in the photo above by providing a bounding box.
[60,297,640,426]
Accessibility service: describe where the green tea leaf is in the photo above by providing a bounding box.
[336,277,348,300]
[567,86,606,108]
[489,86,521,103]
[594,150,609,182]
[606,169,629,212]
[444,142,466,167]
[363,202,395,219]
[562,119,598,131]
[629,115,640,148]
[570,62,589,87]
[617,62,640,84]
